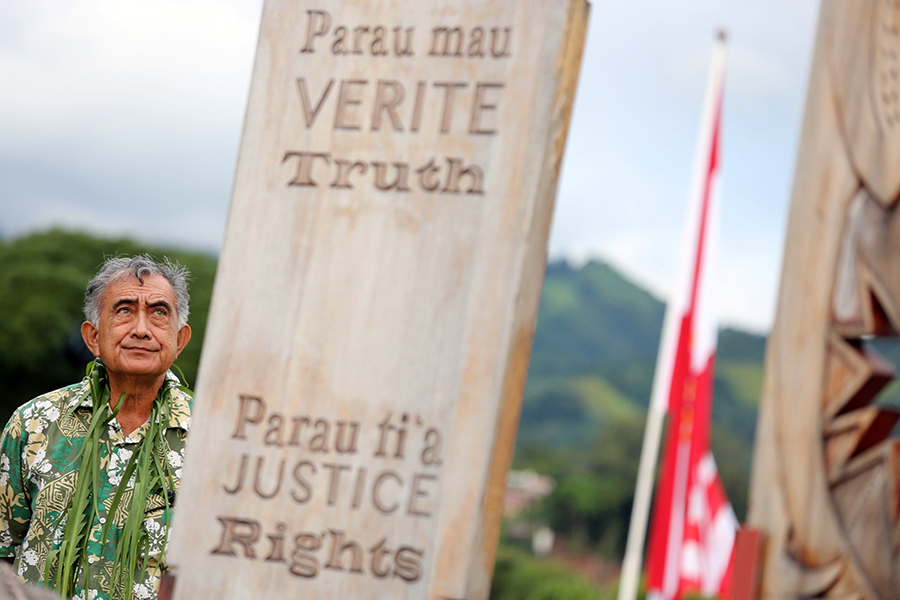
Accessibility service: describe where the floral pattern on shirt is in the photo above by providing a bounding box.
[0,375,191,600]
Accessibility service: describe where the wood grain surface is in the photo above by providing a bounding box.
[167,2,588,599]
[749,1,900,598]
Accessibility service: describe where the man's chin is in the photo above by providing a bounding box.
[107,355,170,379]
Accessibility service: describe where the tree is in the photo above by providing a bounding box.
[536,413,644,558]
[0,229,216,424]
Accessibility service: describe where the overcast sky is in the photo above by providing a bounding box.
[0,1,821,333]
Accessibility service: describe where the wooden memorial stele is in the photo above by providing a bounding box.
[749,1,900,598]
[167,1,588,599]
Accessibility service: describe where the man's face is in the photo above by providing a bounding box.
[81,273,191,381]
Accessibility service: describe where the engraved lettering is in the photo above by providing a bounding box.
[393,26,414,56]
[290,533,322,578]
[352,25,370,55]
[407,473,437,517]
[253,456,285,499]
[211,519,428,584]
[395,412,409,459]
[265,523,287,563]
[469,82,504,135]
[416,159,442,191]
[421,427,444,465]
[334,420,361,454]
[369,537,392,578]
[428,25,511,60]
[232,394,266,439]
[467,27,485,57]
[332,26,349,55]
[442,158,484,194]
[330,160,368,189]
[372,162,412,192]
[296,78,335,128]
[323,462,350,506]
[289,416,310,446]
[394,546,424,582]
[301,10,331,53]
[211,517,261,558]
[430,26,464,57]
[372,470,402,515]
[351,467,367,509]
[410,81,427,132]
[490,27,512,57]
[371,26,389,56]
[302,15,508,60]
[433,82,468,133]
[263,413,285,446]
[325,529,365,574]
[284,151,331,187]
[375,412,395,457]
[290,460,316,504]
[223,453,249,494]
[309,418,330,452]
[334,80,367,129]
[371,80,406,131]
[283,152,487,194]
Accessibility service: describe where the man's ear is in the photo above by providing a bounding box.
[81,321,101,357]
[175,324,192,358]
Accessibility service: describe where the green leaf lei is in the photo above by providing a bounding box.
[44,359,189,600]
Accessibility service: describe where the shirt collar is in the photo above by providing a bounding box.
[68,371,192,433]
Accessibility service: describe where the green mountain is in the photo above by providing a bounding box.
[523,258,764,445]
[517,258,766,528]
[0,229,217,426]
[0,230,765,554]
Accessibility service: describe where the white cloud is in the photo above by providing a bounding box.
[0,0,262,249]
[0,0,822,331]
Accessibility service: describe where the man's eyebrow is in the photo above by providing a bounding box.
[112,298,137,310]
[111,298,173,312]
[148,299,173,311]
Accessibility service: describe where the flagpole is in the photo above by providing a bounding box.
[617,31,727,600]
[617,376,668,600]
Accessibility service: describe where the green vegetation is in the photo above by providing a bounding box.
[0,229,216,425]
[0,229,769,593]
[490,546,611,600]
[516,257,766,559]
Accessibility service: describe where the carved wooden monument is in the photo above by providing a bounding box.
[167,1,588,599]
[749,1,900,598]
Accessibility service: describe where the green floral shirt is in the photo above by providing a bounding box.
[0,375,191,600]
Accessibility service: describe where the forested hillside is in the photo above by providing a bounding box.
[0,229,767,582]
[515,258,765,556]
[0,230,217,426]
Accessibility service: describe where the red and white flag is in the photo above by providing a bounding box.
[644,35,737,600]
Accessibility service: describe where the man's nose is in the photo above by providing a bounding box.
[132,309,152,337]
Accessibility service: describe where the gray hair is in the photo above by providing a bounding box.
[84,255,191,328]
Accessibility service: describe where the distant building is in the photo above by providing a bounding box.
[503,469,555,516]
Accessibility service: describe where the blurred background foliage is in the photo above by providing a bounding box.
[0,228,774,598]
[0,229,216,426]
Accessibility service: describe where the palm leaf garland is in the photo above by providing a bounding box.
[45,359,187,600]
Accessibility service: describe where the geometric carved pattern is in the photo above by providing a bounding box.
[874,0,900,130]
[823,335,893,420]
[812,187,900,598]
[825,406,899,482]
[816,188,900,598]
[832,1,900,207]
[751,3,900,599]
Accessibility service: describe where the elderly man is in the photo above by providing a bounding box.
[0,255,193,600]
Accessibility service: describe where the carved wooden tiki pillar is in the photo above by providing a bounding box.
[749,1,900,598]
